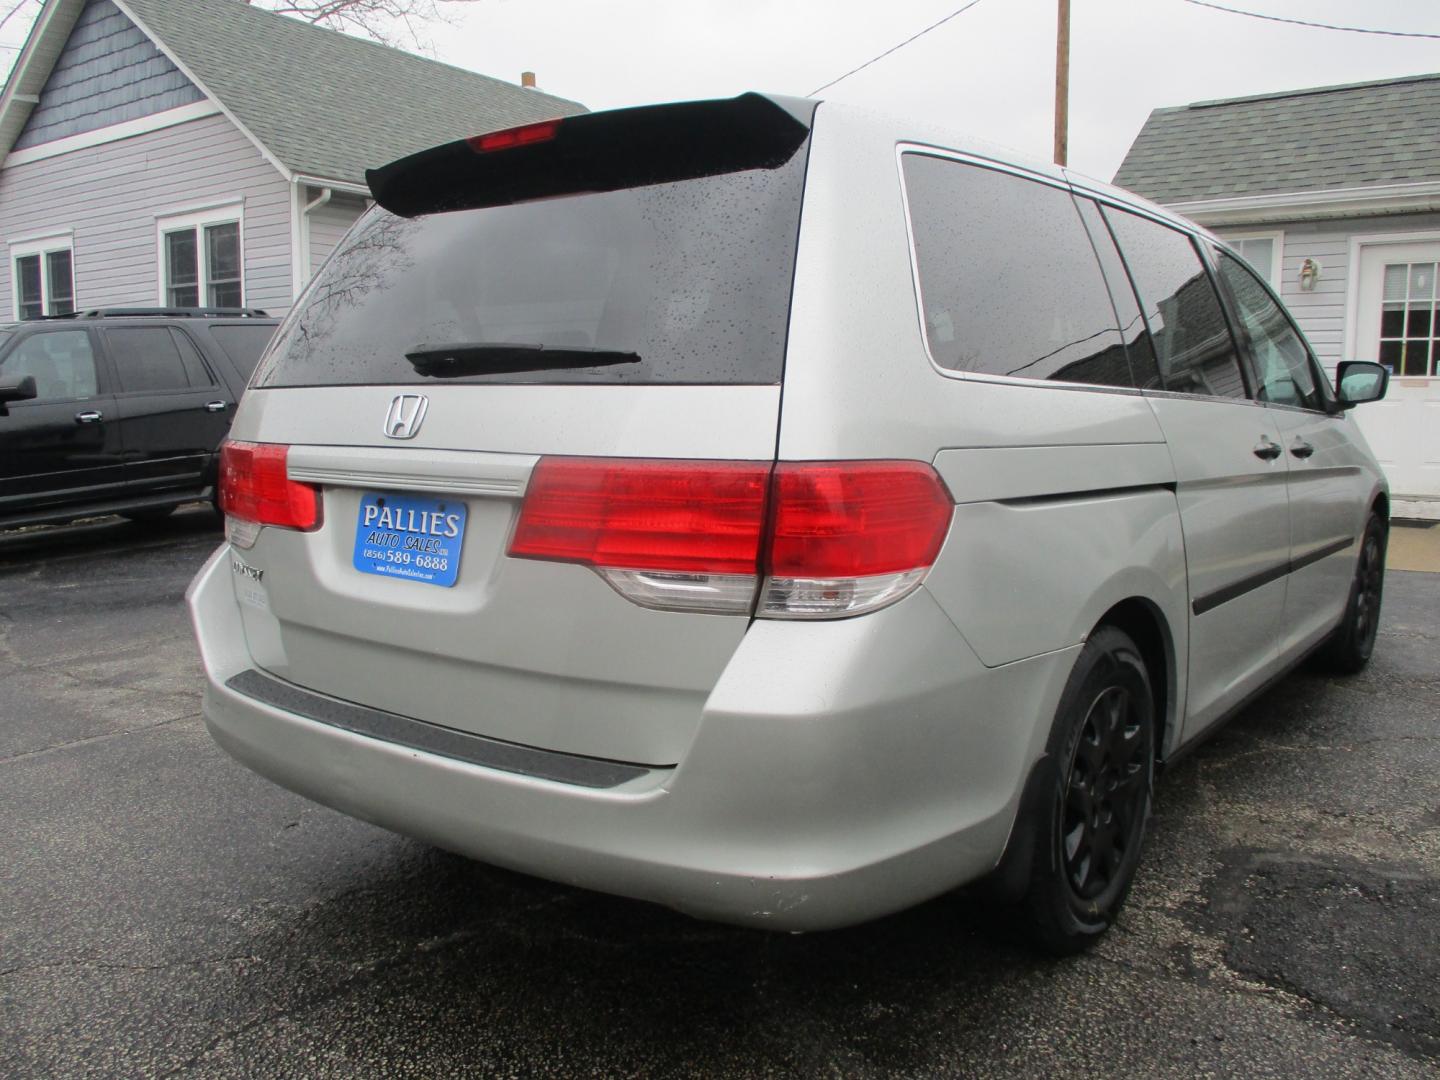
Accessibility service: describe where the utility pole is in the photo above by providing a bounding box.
[1054,0,1070,166]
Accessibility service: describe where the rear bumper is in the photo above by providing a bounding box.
[188,544,1079,930]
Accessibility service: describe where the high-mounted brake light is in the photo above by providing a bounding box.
[219,440,321,548]
[508,458,953,617]
[467,119,560,153]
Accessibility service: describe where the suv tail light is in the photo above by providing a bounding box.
[219,440,321,548]
[509,458,952,617]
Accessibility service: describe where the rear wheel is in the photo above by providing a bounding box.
[1315,512,1387,675]
[1023,625,1154,954]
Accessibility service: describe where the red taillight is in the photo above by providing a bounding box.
[467,119,560,153]
[508,458,952,617]
[509,458,770,574]
[766,462,953,578]
[219,440,320,531]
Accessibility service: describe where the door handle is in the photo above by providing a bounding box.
[74,410,103,424]
[1290,440,1315,459]
[203,400,230,413]
[1252,437,1282,461]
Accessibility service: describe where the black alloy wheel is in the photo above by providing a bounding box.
[1317,511,1387,674]
[1061,683,1150,901]
[1024,625,1155,954]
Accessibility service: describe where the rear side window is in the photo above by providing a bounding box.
[208,323,275,379]
[106,327,193,393]
[255,141,810,388]
[1214,250,1324,410]
[901,153,1134,388]
[1102,208,1247,400]
[171,329,217,388]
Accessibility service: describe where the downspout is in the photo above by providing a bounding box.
[297,184,333,290]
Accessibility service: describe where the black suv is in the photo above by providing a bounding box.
[0,308,276,529]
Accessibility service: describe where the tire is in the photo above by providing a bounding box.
[1022,625,1155,954]
[120,506,177,523]
[1315,512,1387,675]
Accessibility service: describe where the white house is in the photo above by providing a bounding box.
[0,0,583,320]
[1116,73,1440,518]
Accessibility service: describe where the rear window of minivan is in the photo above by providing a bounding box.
[254,142,810,389]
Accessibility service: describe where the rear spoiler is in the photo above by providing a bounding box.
[366,93,816,218]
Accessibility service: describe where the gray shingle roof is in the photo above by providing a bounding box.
[1113,73,1440,204]
[121,0,586,184]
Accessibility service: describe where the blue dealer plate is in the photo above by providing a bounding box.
[353,492,467,588]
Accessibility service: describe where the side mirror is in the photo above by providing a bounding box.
[0,373,37,415]
[1335,360,1388,408]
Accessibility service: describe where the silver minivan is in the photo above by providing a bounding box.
[188,94,1391,951]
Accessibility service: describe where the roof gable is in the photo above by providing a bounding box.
[15,0,203,150]
[1114,73,1440,206]
[117,0,586,184]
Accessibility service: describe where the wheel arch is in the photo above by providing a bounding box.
[1090,597,1175,762]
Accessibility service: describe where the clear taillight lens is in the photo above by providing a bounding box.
[509,457,952,618]
[219,440,321,548]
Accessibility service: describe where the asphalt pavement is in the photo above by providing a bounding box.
[2,509,1437,1078]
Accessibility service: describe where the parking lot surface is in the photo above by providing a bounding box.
[2,511,1437,1078]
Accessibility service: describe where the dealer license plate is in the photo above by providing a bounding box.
[352,492,467,588]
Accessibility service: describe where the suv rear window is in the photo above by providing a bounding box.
[208,323,276,379]
[255,144,809,388]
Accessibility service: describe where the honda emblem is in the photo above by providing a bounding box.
[383,394,428,440]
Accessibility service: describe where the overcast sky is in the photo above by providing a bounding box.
[426,0,1440,182]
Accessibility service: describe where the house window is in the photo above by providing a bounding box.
[1222,232,1283,288]
[1379,262,1438,376]
[156,205,243,309]
[10,236,75,319]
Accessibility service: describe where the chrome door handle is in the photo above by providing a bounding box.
[74,410,103,424]
[1290,440,1315,459]
[204,400,229,413]
[1252,437,1282,461]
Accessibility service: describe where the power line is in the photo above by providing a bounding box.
[809,0,987,96]
[1182,0,1440,40]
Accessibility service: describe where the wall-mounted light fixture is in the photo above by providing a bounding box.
[1299,257,1322,291]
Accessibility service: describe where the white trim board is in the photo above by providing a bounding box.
[3,101,221,167]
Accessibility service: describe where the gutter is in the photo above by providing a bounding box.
[1166,180,1440,227]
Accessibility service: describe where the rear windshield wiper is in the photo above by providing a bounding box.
[404,342,641,377]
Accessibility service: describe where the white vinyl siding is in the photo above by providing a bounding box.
[0,113,293,319]
[307,193,366,275]
[1221,212,1440,377]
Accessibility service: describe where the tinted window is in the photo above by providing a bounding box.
[255,139,811,388]
[903,155,1133,387]
[1103,208,1247,399]
[1215,250,1322,410]
[208,323,275,379]
[171,328,216,387]
[107,327,190,393]
[1075,198,1161,389]
[0,330,98,400]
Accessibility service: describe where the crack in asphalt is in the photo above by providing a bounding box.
[0,712,200,766]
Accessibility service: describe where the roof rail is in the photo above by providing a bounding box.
[47,307,272,320]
